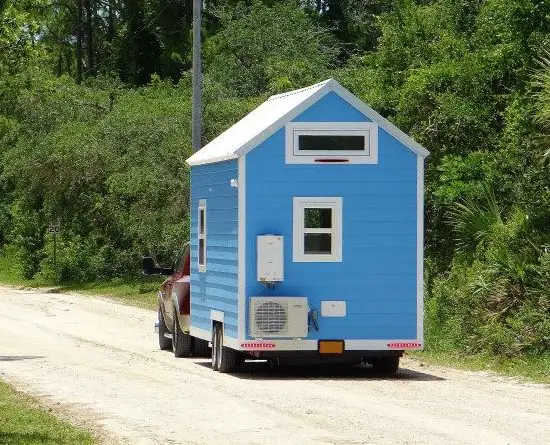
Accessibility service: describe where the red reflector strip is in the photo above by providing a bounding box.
[314,158,349,163]
[240,342,276,350]
[387,342,422,349]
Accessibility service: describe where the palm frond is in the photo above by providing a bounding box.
[446,186,502,253]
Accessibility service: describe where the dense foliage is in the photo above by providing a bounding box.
[1,0,549,362]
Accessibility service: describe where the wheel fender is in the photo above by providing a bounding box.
[172,276,190,332]
[172,294,190,333]
[158,291,170,328]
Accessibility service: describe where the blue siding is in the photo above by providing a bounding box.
[190,160,239,338]
[245,94,418,340]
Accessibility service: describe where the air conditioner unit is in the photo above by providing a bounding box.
[249,297,308,338]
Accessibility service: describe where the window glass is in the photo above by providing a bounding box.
[298,135,365,152]
[198,201,206,270]
[304,233,332,254]
[199,209,205,235]
[305,208,332,229]
[198,238,205,266]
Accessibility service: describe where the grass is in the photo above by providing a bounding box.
[0,379,95,445]
[0,247,159,310]
[411,349,550,384]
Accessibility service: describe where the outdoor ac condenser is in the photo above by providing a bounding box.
[249,296,308,338]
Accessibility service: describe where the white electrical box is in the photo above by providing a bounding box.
[257,235,284,282]
[321,300,347,317]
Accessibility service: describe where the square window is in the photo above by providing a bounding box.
[293,197,342,262]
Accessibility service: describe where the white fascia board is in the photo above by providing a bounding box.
[329,81,430,158]
[186,153,238,167]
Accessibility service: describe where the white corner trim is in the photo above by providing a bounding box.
[237,156,246,342]
[417,156,424,346]
[293,197,342,263]
[285,121,378,164]
[211,310,224,323]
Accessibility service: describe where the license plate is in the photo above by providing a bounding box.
[318,340,344,354]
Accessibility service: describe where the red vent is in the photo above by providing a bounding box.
[314,158,349,163]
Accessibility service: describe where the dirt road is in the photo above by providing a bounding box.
[0,287,548,445]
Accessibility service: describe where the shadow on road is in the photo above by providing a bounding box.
[195,360,445,381]
[0,355,44,362]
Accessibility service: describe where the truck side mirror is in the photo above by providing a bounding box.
[142,257,156,275]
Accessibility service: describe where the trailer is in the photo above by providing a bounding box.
[147,79,429,373]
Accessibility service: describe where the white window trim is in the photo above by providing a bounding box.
[293,197,342,262]
[285,122,378,164]
[198,199,206,272]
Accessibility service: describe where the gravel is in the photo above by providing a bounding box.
[1,287,548,445]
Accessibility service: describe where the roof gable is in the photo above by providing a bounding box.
[186,79,429,166]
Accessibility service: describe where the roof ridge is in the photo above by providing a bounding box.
[267,79,332,101]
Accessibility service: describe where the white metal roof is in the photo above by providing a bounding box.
[186,79,429,166]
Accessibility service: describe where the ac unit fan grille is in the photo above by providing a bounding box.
[255,301,287,335]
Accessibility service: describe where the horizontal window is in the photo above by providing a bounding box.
[286,122,378,164]
[298,135,365,152]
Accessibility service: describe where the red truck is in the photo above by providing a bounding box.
[144,243,209,357]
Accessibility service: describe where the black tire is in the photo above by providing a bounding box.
[172,311,192,358]
[158,307,172,351]
[211,324,219,371]
[217,324,238,373]
[371,356,400,374]
[193,337,210,357]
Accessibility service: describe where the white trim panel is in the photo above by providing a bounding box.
[190,326,211,342]
[239,339,423,351]
[285,121,378,164]
[192,326,422,352]
[190,326,240,349]
[211,310,224,323]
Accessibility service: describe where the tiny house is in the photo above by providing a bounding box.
[185,79,429,373]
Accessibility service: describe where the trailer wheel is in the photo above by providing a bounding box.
[211,324,220,370]
[371,356,400,374]
[172,311,192,358]
[193,337,209,357]
[217,325,238,373]
[158,307,172,351]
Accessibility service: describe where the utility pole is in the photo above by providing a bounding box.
[192,0,202,153]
